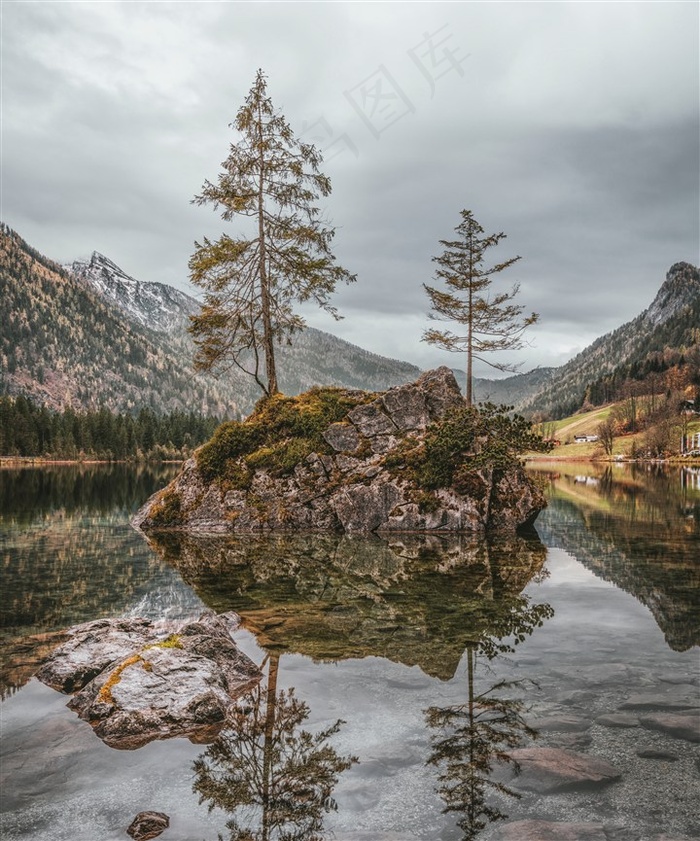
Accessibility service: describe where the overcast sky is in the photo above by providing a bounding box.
[2,1,698,377]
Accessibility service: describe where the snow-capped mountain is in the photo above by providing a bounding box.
[67,248,424,402]
[70,252,198,333]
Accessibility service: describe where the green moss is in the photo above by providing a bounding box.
[411,490,441,514]
[383,404,552,492]
[149,488,184,527]
[220,461,254,492]
[196,386,373,484]
[197,422,262,482]
[246,437,317,475]
[150,633,183,650]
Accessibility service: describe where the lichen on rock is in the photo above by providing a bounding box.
[132,367,548,535]
[35,612,262,749]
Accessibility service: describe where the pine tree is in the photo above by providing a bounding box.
[422,210,538,406]
[188,69,355,397]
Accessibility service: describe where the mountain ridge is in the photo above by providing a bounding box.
[2,224,696,419]
[69,251,200,333]
[520,261,700,418]
[0,226,421,416]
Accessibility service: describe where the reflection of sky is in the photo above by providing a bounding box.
[526,548,670,643]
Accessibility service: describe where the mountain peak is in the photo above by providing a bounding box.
[87,250,132,276]
[70,252,198,332]
[645,261,700,327]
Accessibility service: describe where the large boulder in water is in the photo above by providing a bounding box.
[132,367,546,535]
[35,612,262,749]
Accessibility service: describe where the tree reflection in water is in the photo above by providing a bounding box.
[193,654,358,841]
[425,594,553,840]
[154,531,553,839]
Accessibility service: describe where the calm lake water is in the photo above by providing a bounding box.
[1,462,698,841]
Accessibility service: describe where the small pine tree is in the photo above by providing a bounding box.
[422,210,538,406]
[189,69,356,397]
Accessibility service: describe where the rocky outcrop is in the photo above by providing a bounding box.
[35,612,261,749]
[133,368,546,535]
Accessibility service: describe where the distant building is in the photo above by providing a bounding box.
[681,432,700,454]
[574,434,599,443]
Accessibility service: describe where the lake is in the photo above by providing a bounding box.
[0,462,698,841]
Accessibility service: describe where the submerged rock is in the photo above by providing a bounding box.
[639,712,700,743]
[636,747,680,760]
[35,612,262,749]
[595,713,640,729]
[133,368,546,535]
[127,812,170,841]
[530,713,592,732]
[493,821,638,841]
[619,693,700,711]
[508,747,622,793]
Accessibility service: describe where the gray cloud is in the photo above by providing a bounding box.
[2,1,698,377]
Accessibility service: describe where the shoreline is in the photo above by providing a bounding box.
[0,457,186,468]
[4,454,699,469]
[525,454,700,466]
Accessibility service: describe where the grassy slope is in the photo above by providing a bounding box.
[530,403,700,460]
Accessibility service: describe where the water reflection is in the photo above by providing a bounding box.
[194,654,357,841]
[144,532,550,679]
[426,657,536,841]
[147,532,554,838]
[0,463,180,523]
[4,465,699,840]
[424,586,551,839]
[530,462,700,650]
[0,464,185,698]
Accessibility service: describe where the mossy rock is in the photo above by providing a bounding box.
[148,488,184,527]
[196,387,373,485]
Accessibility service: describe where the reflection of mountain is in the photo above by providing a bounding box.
[533,466,700,651]
[145,532,549,680]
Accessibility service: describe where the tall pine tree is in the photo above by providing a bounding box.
[188,69,355,397]
[422,210,538,406]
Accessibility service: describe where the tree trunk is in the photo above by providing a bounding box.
[257,102,277,396]
[466,333,473,407]
[261,653,280,841]
[466,241,474,407]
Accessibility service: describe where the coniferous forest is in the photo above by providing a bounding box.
[0,396,220,460]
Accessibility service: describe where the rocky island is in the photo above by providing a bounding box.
[133,368,547,535]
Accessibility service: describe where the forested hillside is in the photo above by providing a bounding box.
[0,396,219,460]
[0,225,236,415]
[1,226,420,416]
[522,262,700,418]
[471,367,555,408]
